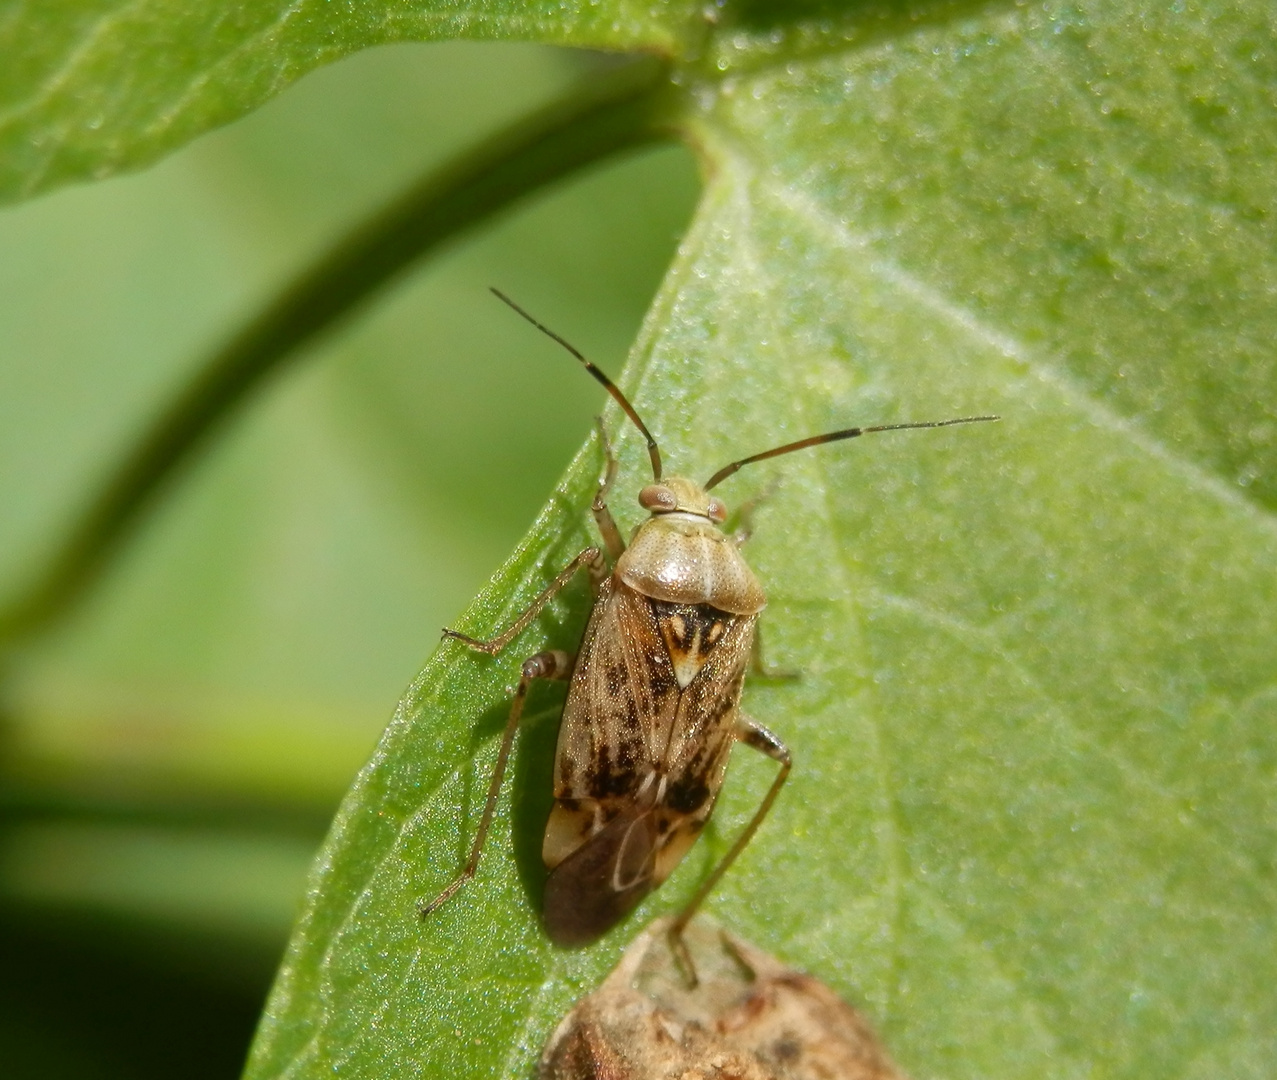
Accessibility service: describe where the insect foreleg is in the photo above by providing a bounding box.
[591,417,625,560]
[669,715,792,983]
[442,546,606,655]
[419,648,575,918]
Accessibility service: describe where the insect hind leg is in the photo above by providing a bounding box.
[668,715,791,984]
[419,648,574,918]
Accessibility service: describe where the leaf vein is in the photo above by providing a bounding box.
[750,170,1277,537]
[862,585,1277,902]
[0,0,153,128]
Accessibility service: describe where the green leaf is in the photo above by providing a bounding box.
[0,0,699,203]
[247,3,1277,1079]
[0,40,695,939]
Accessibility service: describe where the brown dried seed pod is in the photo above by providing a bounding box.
[540,918,907,1080]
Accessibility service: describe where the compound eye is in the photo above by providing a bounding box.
[706,497,728,523]
[639,484,678,512]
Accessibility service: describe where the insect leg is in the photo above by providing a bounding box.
[591,417,625,561]
[730,477,781,547]
[668,715,791,982]
[442,546,605,654]
[750,624,800,681]
[420,648,575,917]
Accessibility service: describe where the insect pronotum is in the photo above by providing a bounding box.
[422,289,997,961]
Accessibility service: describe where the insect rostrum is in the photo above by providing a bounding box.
[421,289,997,960]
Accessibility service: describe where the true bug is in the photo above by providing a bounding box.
[422,289,996,955]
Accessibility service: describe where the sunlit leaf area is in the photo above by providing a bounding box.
[2,2,1274,1078]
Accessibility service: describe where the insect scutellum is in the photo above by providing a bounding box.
[423,290,998,973]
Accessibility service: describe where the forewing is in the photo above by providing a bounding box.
[553,580,679,802]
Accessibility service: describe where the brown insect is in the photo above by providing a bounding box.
[421,289,996,959]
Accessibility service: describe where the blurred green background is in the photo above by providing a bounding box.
[0,42,698,1078]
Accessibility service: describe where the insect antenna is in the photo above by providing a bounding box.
[490,288,663,480]
[703,415,1000,491]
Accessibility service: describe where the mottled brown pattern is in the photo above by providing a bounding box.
[429,300,992,942]
[542,576,757,943]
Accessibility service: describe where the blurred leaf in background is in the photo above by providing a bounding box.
[0,40,698,1079]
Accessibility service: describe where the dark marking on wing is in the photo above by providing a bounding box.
[665,774,711,814]
[604,661,628,696]
[586,744,634,799]
[588,767,640,800]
